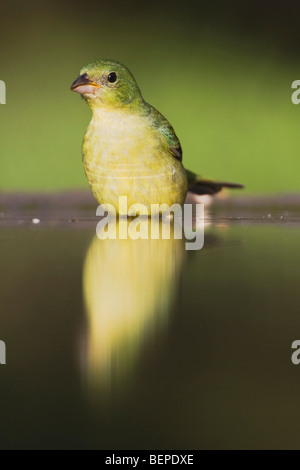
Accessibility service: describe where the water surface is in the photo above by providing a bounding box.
[0,194,300,449]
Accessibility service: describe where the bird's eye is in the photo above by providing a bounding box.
[108,72,117,83]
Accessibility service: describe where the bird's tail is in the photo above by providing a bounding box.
[186,169,244,196]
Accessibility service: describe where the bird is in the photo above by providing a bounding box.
[71,59,243,215]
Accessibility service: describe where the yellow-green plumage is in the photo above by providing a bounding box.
[71,59,243,214]
[82,106,187,215]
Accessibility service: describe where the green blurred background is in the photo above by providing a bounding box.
[0,0,299,194]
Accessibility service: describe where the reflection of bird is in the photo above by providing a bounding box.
[82,220,184,393]
[71,59,243,215]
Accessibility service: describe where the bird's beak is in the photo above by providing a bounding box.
[70,73,100,94]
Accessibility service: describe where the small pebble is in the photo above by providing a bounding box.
[267,213,272,218]
[32,218,40,224]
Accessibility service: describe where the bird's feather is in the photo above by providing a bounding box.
[186,169,244,195]
[148,105,182,161]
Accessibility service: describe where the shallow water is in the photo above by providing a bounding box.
[1,195,300,449]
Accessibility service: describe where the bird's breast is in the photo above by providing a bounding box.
[81,108,188,212]
[83,109,156,167]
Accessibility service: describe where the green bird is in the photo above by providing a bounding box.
[71,59,243,215]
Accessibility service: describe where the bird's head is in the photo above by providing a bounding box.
[70,59,143,110]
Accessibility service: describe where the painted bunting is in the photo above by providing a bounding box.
[71,59,243,214]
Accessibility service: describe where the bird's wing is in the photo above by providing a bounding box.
[147,106,244,195]
[148,105,182,161]
[186,169,244,195]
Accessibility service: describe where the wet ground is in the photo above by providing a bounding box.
[0,192,300,449]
